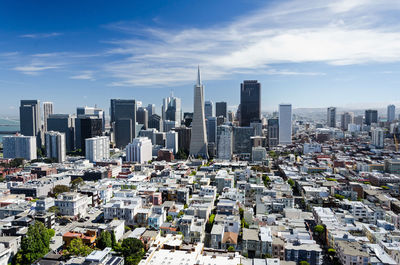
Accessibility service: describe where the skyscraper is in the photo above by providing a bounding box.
[341,112,354,131]
[162,95,181,123]
[148,114,163,132]
[146,104,156,117]
[137,107,148,129]
[217,125,232,160]
[327,107,336,128]
[20,100,41,146]
[268,118,279,147]
[45,131,66,162]
[43,102,53,132]
[216,102,228,119]
[365,109,378,126]
[75,116,103,152]
[204,101,213,119]
[110,99,136,149]
[77,106,105,131]
[387,104,396,122]
[189,67,208,158]
[206,117,217,144]
[47,114,75,152]
[279,104,292,145]
[240,80,261,127]
[372,128,384,149]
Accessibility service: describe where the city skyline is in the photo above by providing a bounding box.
[1,0,400,115]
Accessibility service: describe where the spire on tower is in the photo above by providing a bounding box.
[196,65,201,86]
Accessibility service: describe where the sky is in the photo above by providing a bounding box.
[1,0,400,117]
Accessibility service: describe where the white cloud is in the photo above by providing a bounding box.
[20,32,62,39]
[70,71,95,81]
[102,0,400,87]
[13,62,61,75]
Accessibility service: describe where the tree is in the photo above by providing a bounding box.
[288,178,295,187]
[208,214,215,225]
[97,231,112,250]
[227,246,235,252]
[9,158,24,168]
[71,177,84,190]
[52,185,70,196]
[314,225,325,235]
[48,229,55,238]
[239,208,244,219]
[334,194,345,200]
[48,206,60,214]
[119,238,145,265]
[15,221,51,265]
[111,231,117,248]
[328,248,336,256]
[64,238,93,257]
[166,215,173,222]
[300,261,310,265]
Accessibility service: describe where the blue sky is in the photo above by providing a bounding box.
[1,0,400,117]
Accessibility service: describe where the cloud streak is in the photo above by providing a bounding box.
[103,0,400,86]
[20,32,62,39]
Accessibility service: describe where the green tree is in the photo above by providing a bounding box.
[48,229,55,238]
[97,231,112,250]
[52,185,70,196]
[300,261,310,265]
[334,194,345,200]
[64,238,93,257]
[208,214,215,225]
[328,248,336,256]
[166,215,173,222]
[288,178,295,187]
[16,221,51,265]
[314,225,325,235]
[71,177,84,190]
[227,246,235,252]
[48,206,60,214]
[119,238,145,265]
[9,158,24,168]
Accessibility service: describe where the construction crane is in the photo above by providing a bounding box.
[394,134,399,152]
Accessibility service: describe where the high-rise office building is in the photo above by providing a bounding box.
[148,114,163,132]
[173,126,191,153]
[240,80,261,127]
[206,117,217,144]
[85,136,110,162]
[387,105,396,122]
[227,111,234,122]
[372,128,384,149]
[139,128,157,145]
[45,131,66,162]
[75,116,103,152]
[216,102,228,119]
[3,135,37,160]
[233,127,254,160]
[327,107,336,128]
[163,120,178,133]
[126,137,152,163]
[163,96,181,123]
[166,131,178,154]
[189,67,208,158]
[279,104,292,145]
[354,115,364,126]
[146,104,156,117]
[20,100,41,147]
[217,125,233,160]
[43,102,53,132]
[268,118,279,147]
[77,106,105,131]
[137,107,148,129]
[110,99,136,149]
[365,109,378,126]
[183,112,193,127]
[341,112,354,131]
[204,101,213,119]
[47,114,75,152]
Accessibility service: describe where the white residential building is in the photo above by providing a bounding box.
[45,131,66,162]
[372,128,384,148]
[55,192,89,218]
[3,135,37,160]
[126,137,152,163]
[85,136,110,162]
[279,104,292,145]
